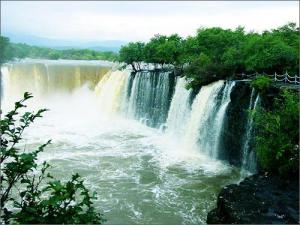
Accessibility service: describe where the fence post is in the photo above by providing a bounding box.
[295,75,297,84]
[274,72,277,82]
[284,71,288,83]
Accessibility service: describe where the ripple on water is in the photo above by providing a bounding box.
[11,88,241,224]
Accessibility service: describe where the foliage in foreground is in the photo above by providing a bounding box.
[0,92,104,224]
[252,89,299,177]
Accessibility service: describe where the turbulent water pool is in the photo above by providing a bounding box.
[1,60,243,224]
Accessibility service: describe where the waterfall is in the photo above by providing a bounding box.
[165,77,191,136]
[212,81,236,158]
[1,60,111,105]
[0,66,10,101]
[119,71,134,115]
[2,59,255,170]
[126,71,174,128]
[95,70,130,115]
[183,80,225,155]
[242,89,260,173]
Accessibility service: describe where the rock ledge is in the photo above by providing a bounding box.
[207,173,299,224]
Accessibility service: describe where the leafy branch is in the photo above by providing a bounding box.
[1,92,105,224]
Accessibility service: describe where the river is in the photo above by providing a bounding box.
[1,59,242,224]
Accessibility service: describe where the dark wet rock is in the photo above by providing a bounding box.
[219,80,252,166]
[207,173,299,224]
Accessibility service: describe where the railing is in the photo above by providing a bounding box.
[237,72,300,85]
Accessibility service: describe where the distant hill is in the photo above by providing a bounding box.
[3,32,127,52]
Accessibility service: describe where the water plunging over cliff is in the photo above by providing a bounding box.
[1,62,255,169]
[242,89,260,173]
[1,60,251,224]
[165,77,191,136]
[95,70,130,115]
[209,81,236,158]
[1,60,112,107]
[182,80,225,157]
[125,71,175,128]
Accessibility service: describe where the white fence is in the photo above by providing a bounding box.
[238,72,300,85]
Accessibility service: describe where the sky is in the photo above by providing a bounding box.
[1,1,299,42]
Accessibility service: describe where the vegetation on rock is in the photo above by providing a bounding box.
[250,76,273,92]
[252,89,299,177]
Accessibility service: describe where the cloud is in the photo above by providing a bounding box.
[1,1,299,41]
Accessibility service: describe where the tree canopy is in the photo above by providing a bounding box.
[0,39,119,61]
[118,23,299,89]
[0,36,13,64]
[252,88,299,177]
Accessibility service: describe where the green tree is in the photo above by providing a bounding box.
[119,42,145,71]
[250,75,273,92]
[252,89,299,177]
[159,34,183,67]
[48,50,60,60]
[184,53,219,89]
[144,34,168,68]
[5,41,118,61]
[0,36,13,64]
[243,34,298,74]
[117,23,299,90]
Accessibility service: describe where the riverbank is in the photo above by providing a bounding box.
[207,173,299,224]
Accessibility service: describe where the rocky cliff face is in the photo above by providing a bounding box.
[207,173,299,224]
[219,80,252,166]
[207,81,300,224]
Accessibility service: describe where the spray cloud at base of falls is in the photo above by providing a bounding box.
[1,60,112,109]
[1,59,259,224]
[1,60,257,170]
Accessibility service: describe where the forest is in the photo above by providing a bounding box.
[0,40,118,61]
[119,22,299,88]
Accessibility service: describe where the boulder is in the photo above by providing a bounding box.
[207,173,299,224]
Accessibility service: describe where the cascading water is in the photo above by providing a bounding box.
[165,80,237,161]
[125,71,174,128]
[212,81,236,158]
[0,65,10,101]
[1,59,112,107]
[241,89,260,173]
[165,77,191,136]
[95,70,130,115]
[1,59,246,224]
[163,79,241,166]
[182,80,225,156]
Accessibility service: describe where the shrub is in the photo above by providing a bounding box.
[252,89,299,177]
[184,53,225,89]
[250,75,273,92]
[0,92,105,224]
